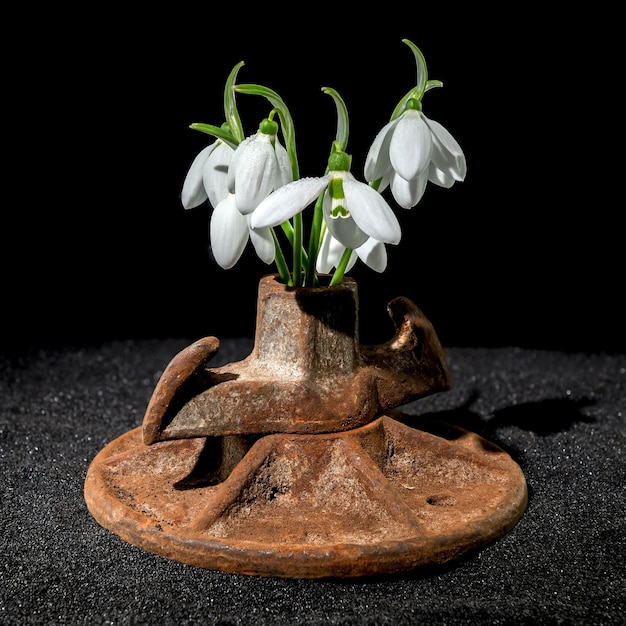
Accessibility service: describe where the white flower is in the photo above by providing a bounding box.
[181,139,274,270]
[251,169,401,250]
[181,140,234,209]
[181,119,292,270]
[316,231,388,274]
[209,193,274,269]
[365,101,466,209]
[227,122,292,215]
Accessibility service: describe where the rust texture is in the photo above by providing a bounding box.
[84,274,527,578]
[142,275,451,443]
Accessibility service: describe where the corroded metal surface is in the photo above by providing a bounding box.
[84,414,528,578]
[85,274,527,577]
[142,275,450,443]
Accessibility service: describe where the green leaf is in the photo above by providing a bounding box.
[189,123,239,149]
[424,79,443,93]
[322,87,349,152]
[224,61,245,143]
[402,39,428,97]
[235,83,299,180]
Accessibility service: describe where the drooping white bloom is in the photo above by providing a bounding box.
[355,237,388,273]
[251,155,401,251]
[181,140,274,270]
[365,100,466,209]
[316,229,357,274]
[209,193,274,270]
[316,230,388,274]
[181,140,234,209]
[227,120,292,215]
[181,119,291,270]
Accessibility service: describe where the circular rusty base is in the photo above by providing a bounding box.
[84,413,527,578]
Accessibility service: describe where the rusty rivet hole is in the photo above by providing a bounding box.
[426,493,458,507]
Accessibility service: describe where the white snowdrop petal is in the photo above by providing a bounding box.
[315,230,334,274]
[342,178,401,244]
[322,193,369,249]
[227,136,252,195]
[364,119,397,182]
[428,162,455,188]
[274,140,294,188]
[252,177,330,229]
[424,116,467,181]
[234,140,278,215]
[203,142,233,208]
[390,171,428,209]
[209,194,249,269]
[356,238,387,273]
[248,221,275,265]
[389,112,432,181]
[181,144,215,209]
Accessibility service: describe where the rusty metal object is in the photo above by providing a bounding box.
[143,275,450,442]
[84,414,527,578]
[84,274,527,577]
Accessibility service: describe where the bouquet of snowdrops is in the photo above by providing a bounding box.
[182,39,466,288]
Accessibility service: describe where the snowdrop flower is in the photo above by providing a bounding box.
[182,40,466,286]
[209,193,275,270]
[227,118,292,215]
[316,231,388,274]
[181,135,274,270]
[251,149,401,251]
[364,98,466,209]
[182,119,290,270]
[181,138,234,209]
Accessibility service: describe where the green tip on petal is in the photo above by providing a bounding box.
[329,177,345,200]
[330,204,350,219]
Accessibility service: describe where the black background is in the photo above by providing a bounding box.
[4,8,622,354]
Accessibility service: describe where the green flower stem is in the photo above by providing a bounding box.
[279,221,309,273]
[305,193,325,286]
[271,228,292,286]
[291,211,303,286]
[280,220,294,245]
[329,248,353,286]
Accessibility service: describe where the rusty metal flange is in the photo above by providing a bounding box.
[84,413,527,578]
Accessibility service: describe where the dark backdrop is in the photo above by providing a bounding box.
[4,9,622,355]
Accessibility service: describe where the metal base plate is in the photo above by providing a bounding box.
[84,413,527,578]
